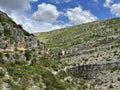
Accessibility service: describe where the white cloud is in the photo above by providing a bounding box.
[104,0,113,8]
[65,7,97,25]
[94,0,99,3]
[103,0,120,17]
[110,3,120,16]
[9,12,68,33]
[32,3,60,23]
[30,0,38,2]
[51,0,72,4]
[0,1,66,32]
[64,0,72,3]
[0,0,32,13]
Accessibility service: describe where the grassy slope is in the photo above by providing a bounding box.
[36,18,120,54]
[0,58,92,90]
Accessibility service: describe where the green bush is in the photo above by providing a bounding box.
[24,50,32,61]
[0,52,3,58]
[14,53,19,59]
[110,67,117,73]
[57,70,67,79]
[118,77,120,81]
[55,82,69,90]
[5,53,10,58]
[0,32,2,36]
[109,84,113,89]
[0,52,4,64]
[44,78,51,87]
[32,75,40,83]
[106,57,111,61]
[0,70,4,78]
[4,79,23,90]
[15,61,26,66]
[0,17,6,22]
[4,27,11,37]
[0,58,4,64]
[83,36,90,42]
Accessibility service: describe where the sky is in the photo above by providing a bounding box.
[0,0,120,32]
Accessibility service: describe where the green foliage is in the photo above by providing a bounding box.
[111,44,120,49]
[109,84,114,89]
[0,58,4,64]
[110,67,117,73]
[32,74,40,83]
[15,61,26,66]
[117,77,120,81]
[116,40,120,44]
[83,36,90,42]
[1,57,81,90]
[14,53,19,59]
[106,57,111,61]
[0,32,2,36]
[0,52,3,58]
[37,18,120,55]
[4,27,11,37]
[0,70,4,78]
[4,79,23,90]
[24,50,32,61]
[0,17,7,22]
[5,53,10,58]
[57,70,67,79]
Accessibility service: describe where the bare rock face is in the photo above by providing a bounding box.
[0,23,3,31]
[0,11,41,51]
[0,42,7,49]
[0,10,48,63]
[0,23,4,37]
[2,82,11,90]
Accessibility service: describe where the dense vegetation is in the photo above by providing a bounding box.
[0,58,92,90]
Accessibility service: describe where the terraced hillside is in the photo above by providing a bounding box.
[37,18,120,90]
[37,18,120,65]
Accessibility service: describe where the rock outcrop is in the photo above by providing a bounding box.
[68,61,120,79]
[0,11,48,64]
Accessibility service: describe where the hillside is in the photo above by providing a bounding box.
[36,18,120,90]
[36,18,120,64]
[0,10,48,63]
[1,10,120,90]
[0,11,92,90]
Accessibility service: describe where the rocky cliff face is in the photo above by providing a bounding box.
[0,11,38,51]
[0,11,48,64]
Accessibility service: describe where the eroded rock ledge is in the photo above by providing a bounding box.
[68,61,120,79]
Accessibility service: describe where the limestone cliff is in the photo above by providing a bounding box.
[0,11,48,64]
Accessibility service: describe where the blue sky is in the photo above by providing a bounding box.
[0,0,120,32]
